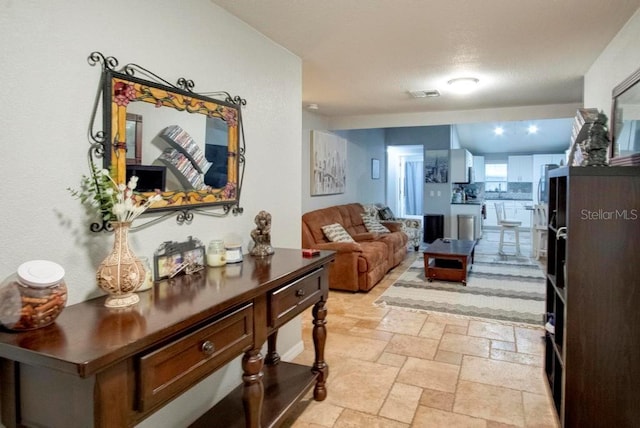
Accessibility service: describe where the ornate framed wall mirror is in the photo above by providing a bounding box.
[610,66,640,166]
[88,52,245,229]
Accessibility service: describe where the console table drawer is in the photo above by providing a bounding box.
[138,303,254,411]
[269,268,323,328]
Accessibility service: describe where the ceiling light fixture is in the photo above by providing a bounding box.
[409,90,440,98]
[494,126,504,136]
[447,77,480,94]
[528,124,538,134]
[307,103,319,110]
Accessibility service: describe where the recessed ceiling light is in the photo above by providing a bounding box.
[447,77,480,94]
[494,126,504,136]
[307,103,319,110]
[528,124,538,134]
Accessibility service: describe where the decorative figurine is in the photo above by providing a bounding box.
[580,111,610,166]
[250,210,275,257]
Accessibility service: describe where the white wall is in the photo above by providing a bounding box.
[301,111,386,213]
[0,1,302,426]
[584,8,640,116]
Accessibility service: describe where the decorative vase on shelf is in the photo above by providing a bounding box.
[96,221,144,308]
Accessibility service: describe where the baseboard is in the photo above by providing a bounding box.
[281,340,305,362]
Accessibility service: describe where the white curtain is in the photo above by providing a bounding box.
[403,160,423,216]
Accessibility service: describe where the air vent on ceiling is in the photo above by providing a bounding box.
[409,90,440,98]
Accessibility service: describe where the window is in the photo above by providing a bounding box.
[485,163,507,193]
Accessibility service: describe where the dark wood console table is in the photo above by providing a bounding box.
[0,249,335,428]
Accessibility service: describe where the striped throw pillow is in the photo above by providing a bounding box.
[361,214,390,233]
[321,223,355,242]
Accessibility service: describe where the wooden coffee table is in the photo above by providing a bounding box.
[423,238,476,285]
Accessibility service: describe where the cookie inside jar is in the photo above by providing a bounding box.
[0,260,67,331]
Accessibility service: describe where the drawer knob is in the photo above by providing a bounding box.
[201,340,215,356]
[295,289,305,297]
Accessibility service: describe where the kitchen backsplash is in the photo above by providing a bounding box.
[484,182,533,200]
[459,183,485,201]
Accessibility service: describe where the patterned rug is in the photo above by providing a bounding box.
[375,258,546,326]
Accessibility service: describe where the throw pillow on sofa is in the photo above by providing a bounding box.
[322,223,355,242]
[361,213,390,234]
[378,206,395,220]
[361,204,380,218]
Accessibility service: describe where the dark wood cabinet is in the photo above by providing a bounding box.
[0,249,335,428]
[544,166,640,427]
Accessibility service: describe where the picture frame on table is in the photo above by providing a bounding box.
[153,236,205,281]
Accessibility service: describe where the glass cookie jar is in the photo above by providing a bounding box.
[0,260,68,331]
[207,240,227,267]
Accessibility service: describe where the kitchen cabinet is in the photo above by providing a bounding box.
[473,156,485,182]
[451,149,473,183]
[507,155,533,182]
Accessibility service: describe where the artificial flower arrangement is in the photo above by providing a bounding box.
[69,162,162,223]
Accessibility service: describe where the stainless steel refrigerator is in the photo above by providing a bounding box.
[538,164,558,203]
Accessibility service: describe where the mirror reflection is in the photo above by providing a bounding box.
[613,87,640,157]
[611,67,640,164]
[100,65,244,214]
[123,100,231,191]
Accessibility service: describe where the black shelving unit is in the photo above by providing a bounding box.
[544,166,640,427]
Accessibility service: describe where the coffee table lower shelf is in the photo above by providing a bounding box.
[426,258,470,285]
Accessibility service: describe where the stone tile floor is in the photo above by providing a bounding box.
[283,233,557,427]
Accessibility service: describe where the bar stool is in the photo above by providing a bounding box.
[533,204,548,259]
[494,202,522,255]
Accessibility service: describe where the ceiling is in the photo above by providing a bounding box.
[211,0,640,153]
[454,118,573,154]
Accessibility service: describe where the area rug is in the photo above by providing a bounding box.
[375,258,546,326]
[473,229,537,266]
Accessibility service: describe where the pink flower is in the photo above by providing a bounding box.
[113,82,136,106]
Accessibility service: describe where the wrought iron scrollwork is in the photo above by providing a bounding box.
[177,78,195,92]
[176,210,195,225]
[87,51,119,71]
[85,51,246,233]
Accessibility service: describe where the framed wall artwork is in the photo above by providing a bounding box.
[371,158,380,179]
[424,150,449,183]
[310,130,347,195]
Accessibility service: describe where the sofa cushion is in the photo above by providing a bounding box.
[361,213,390,234]
[322,223,355,242]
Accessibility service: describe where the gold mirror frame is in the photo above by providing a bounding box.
[88,52,245,231]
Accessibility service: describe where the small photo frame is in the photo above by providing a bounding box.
[153,236,205,281]
[371,158,380,180]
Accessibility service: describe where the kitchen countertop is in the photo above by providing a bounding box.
[484,198,533,201]
[451,201,484,205]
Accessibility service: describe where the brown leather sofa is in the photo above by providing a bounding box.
[301,203,408,292]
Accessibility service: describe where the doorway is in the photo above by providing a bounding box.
[387,145,423,218]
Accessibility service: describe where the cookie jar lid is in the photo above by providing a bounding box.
[17,260,65,288]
